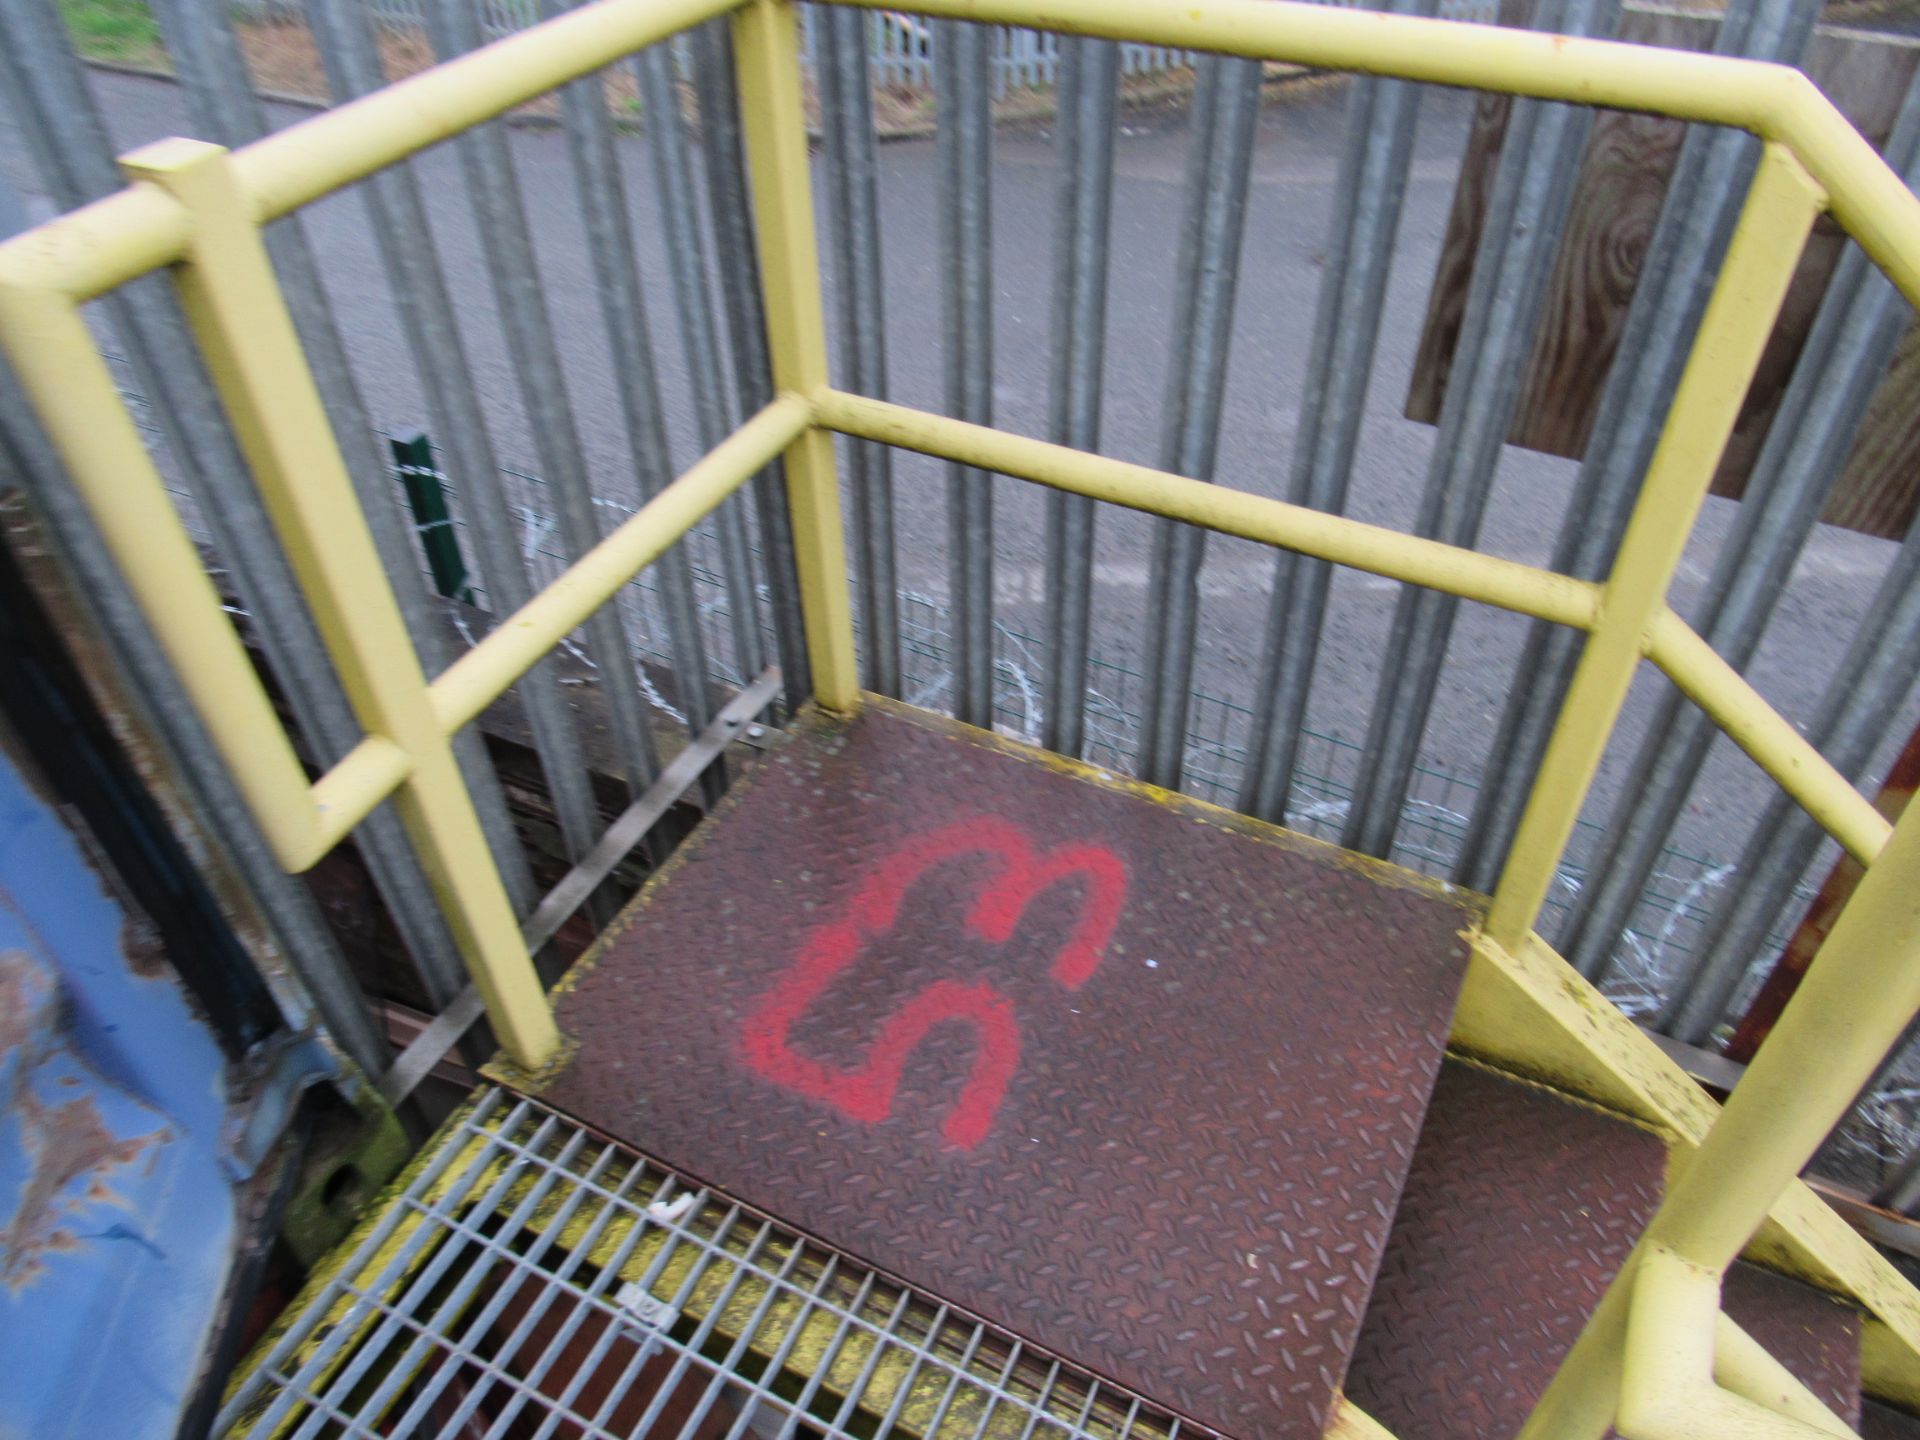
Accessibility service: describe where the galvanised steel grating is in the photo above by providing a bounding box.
[218,1087,1225,1440]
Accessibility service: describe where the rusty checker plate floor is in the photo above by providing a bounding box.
[1345,1059,1862,1439]
[533,699,1479,1439]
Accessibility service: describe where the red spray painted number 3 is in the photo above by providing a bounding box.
[737,816,1128,1150]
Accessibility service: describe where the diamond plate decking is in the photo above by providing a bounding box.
[1868,1399,1920,1437]
[1343,1059,1862,1439]
[531,698,1480,1439]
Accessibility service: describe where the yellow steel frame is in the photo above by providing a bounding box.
[3,0,1920,1433]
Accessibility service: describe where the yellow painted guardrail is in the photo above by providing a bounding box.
[3,0,1920,1434]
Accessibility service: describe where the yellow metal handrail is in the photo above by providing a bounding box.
[811,389,1891,870]
[4,0,1920,1434]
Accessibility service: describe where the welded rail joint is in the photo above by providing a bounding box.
[3,2,1920,1435]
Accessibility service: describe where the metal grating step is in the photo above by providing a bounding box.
[531,697,1479,1439]
[1343,1059,1862,1440]
[218,1087,1225,1440]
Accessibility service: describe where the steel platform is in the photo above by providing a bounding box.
[1344,1059,1862,1439]
[218,1088,1229,1440]
[529,698,1480,1439]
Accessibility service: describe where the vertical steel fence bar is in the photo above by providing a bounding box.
[1457,0,1823,892]
[1482,142,1824,952]
[1136,54,1265,790]
[305,0,610,883]
[690,18,814,711]
[935,18,998,729]
[1565,70,1920,984]
[1239,0,1437,825]
[1338,0,1615,859]
[9,0,532,1021]
[0,370,388,1077]
[1661,522,1920,1041]
[634,42,769,690]
[1874,1020,1920,1210]
[428,0,669,804]
[145,0,492,1010]
[1041,35,1120,759]
[540,0,730,808]
[1837,1005,1920,1213]
[819,3,903,697]
[733,0,860,711]
[1879,1143,1920,1215]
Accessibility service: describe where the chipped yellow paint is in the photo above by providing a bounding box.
[1327,1396,1403,1440]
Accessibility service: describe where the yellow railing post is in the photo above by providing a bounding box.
[119,138,561,1071]
[1482,141,1827,951]
[1649,800,1920,1272]
[0,283,330,870]
[1575,786,1920,1440]
[731,0,861,712]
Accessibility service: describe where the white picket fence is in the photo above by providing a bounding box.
[801,4,1499,94]
[802,13,1201,94]
[361,1,1504,88]
[360,0,544,37]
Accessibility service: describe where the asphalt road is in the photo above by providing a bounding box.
[5,63,1914,947]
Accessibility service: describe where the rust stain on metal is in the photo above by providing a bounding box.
[117,916,168,979]
[0,947,37,1060]
[0,949,169,1293]
[0,499,297,998]
[535,702,1477,1438]
[1344,1059,1668,1440]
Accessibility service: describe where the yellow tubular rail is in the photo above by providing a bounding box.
[0,0,742,303]
[1483,140,1825,950]
[427,395,812,735]
[0,278,334,869]
[123,136,561,1068]
[834,0,1920,309]
[813,390,1603,629]
[4,0,1920,1432]
[1646,610,1892,865]
[1622,1248,1855,1438]
[733,0,862,711]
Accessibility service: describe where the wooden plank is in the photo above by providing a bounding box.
[1404,0,1532,419]
[1406,5,1920,539]
[1828,324,1920,537]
